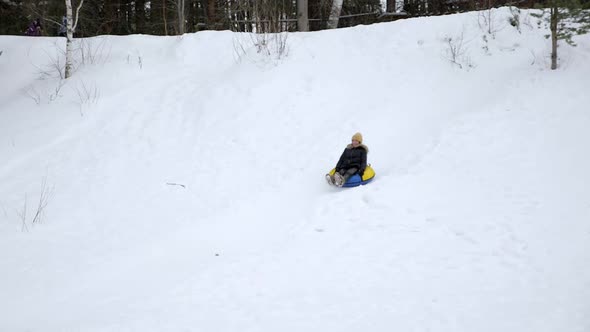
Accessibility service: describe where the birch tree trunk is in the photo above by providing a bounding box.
[65,0,84,79]
[327,0,343,29]
[297,0,309,32]
[65,0,74,79]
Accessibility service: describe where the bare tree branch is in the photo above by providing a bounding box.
[17,194,29,232]
[73,0,85,32]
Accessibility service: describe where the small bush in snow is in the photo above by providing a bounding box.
[509,7,522,33]
[444,31,474,69]
[233,31,289,63]
[17,176,53,232]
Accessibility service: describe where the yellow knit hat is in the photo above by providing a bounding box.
[352,132,363,143]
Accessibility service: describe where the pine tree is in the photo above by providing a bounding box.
[532,0,590,69]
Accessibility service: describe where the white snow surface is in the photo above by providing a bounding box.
[1,8,589,332]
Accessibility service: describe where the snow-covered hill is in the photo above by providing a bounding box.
[1,8,589,332]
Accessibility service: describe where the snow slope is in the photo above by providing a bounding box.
[1,8,589,332]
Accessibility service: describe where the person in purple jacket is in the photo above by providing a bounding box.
[25,18,42,36]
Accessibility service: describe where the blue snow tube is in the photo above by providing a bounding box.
[328,165,375,188]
